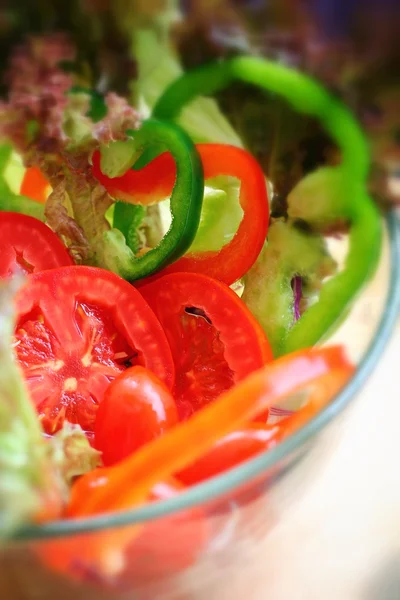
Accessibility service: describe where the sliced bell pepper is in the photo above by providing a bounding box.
[92,143,269,285]
[177,367,350,486]
[99,119,204,281]
[112,202,145,254]
[152,56,382,351]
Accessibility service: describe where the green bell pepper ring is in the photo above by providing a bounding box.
[153,57,381,353]
[99,118,204,281]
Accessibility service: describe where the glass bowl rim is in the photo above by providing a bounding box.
[12,211,400,541]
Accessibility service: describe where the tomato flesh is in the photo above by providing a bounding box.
[140,272,272,420]
[95,366,179,466]
[174,309,235,419]
[14,266,175,435]
[0,212,73,278]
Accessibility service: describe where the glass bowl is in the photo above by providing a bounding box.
[0,211,399,600]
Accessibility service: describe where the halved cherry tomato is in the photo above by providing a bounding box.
[95,366,179,466]
[0,212,73,278]
[20,166,50,204]
[92,143,269,285]
[14,266,175,435]
[139,272,273,419]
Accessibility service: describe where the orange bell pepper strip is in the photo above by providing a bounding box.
[68,345,352,518]
[40,346,353,581]
[20,167,50,204]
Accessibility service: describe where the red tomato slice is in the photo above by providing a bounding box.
[95,366,179,466]
[140,272,273,419]
[0,212,73,278]
[14,266,175,435]
[20,167,50,204]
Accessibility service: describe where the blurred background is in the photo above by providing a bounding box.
[1,0,399,209]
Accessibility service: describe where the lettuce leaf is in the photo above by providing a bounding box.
[0,278,62,537]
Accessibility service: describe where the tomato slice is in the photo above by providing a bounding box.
[0,212,73,278]
[140,272,273,419]
[14,266,175,435]
[20,167,50,204]
[95,366,179,466]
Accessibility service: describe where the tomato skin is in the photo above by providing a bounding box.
[20,167,50,204]
[95,366,179,466]
[0,212,73,278]
[140,272,273,418]
[177,423,281,486]
[14,266,175,434]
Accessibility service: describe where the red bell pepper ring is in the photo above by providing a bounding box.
[92,143,269,285]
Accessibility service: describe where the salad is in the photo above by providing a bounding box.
[0,2,385,589]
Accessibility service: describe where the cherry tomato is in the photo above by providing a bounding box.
[20,167,50,204]
[0,212,73,278]
[14,266,175,435]
[139,272,273,419]
[95,366,179,466]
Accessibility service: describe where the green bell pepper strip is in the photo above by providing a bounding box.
[100,118,204,281]
[153,57,381,353]
[68,86,108,123]
[112,202,145,254]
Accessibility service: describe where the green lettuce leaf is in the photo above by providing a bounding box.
[0,278,61,537]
